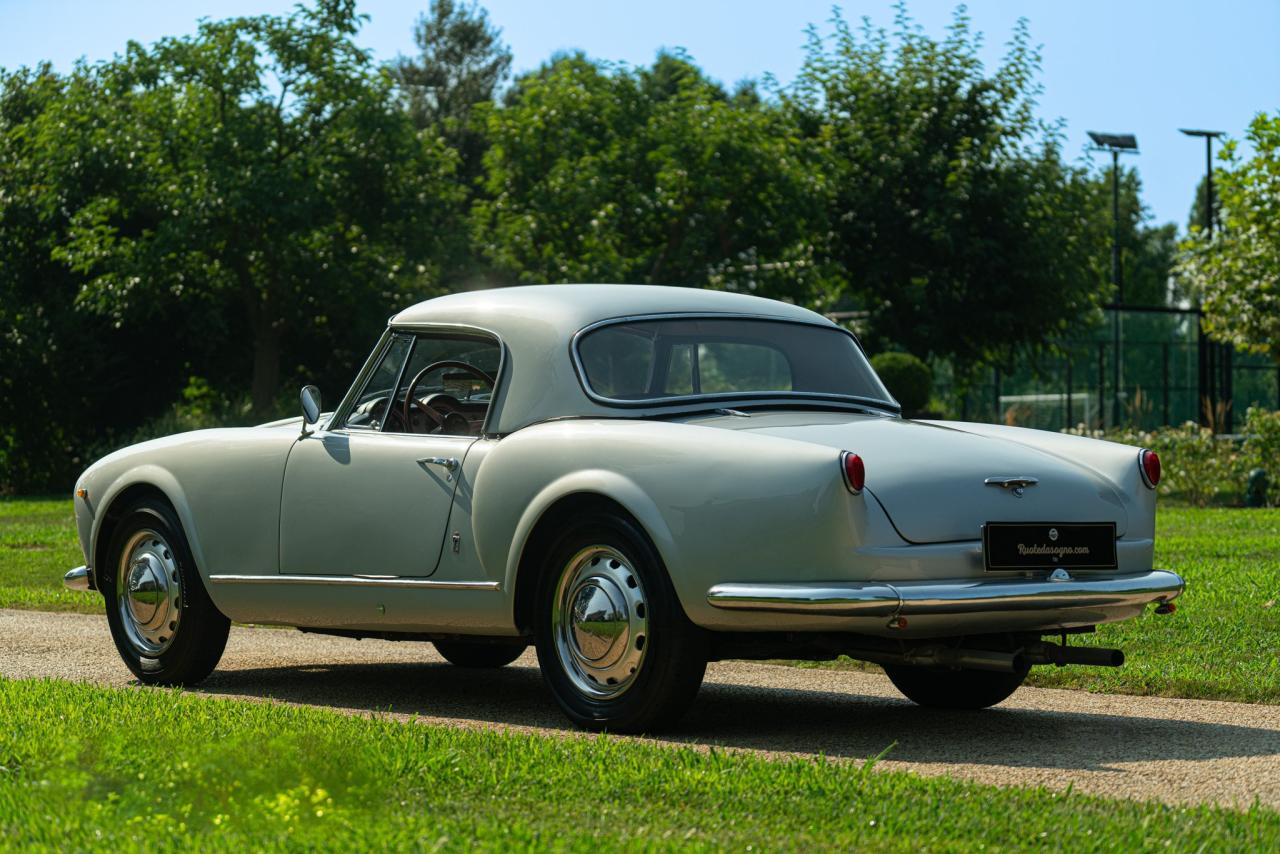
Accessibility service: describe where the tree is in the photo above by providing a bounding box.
[392,0,510,132]
[50,0,463,415]
[472,51,826,300]
[790,7,1111,377]
[391,0,509,181]
[1178,111,1280,359]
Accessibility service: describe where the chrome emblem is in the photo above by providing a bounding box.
[1049,527,1059,541]
[984,476,1039,498]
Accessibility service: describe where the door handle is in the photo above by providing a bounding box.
[417,456,460,479]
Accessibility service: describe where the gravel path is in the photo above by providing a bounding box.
[4,608,1278,810]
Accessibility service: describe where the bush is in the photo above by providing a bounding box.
[1243,407,1280,506]
[870,352,933,414]
[1064,422,1249,507]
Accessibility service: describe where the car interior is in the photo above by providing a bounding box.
[344,332,498,436]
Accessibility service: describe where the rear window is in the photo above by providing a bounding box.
[576,317,892,405]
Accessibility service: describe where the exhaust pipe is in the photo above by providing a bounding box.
[1024,641,1124,668]
[846,645,1029,675]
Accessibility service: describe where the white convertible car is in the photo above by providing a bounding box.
[66,285,1183,731]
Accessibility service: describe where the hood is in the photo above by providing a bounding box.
[686,411,1128,543]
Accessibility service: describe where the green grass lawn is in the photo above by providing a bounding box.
[1,677,1276,851]
[0,497,88,613]
[4,497,1279,704]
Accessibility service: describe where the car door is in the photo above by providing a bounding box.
[278,329,500,577]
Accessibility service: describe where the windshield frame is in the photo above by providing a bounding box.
[569,312,899,414]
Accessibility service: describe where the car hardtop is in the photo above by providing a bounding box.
[377,284,889,435]
[389,284,834,333]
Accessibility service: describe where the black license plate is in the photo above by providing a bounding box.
[983,522,1118,571]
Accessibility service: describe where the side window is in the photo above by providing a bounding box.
[346,331,500,436]
[345,335,412,431]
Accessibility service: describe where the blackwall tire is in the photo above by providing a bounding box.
[534,512,706,733]
[882,664,1026,709]
[434,640,527,668]
[101,499,230,685]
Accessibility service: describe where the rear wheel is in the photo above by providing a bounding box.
[883,664,1026,709]
[102,499,229,685]
[534,512,706,733]
[434,640,527,668]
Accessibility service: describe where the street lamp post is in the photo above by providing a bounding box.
[1180,128,1227,431]
[1087,131,1139,429]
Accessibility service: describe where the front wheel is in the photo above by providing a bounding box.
[534,513,706,733]
[102,499,230,685]
[883,664,1026,709]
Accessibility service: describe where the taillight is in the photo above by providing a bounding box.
[841,451,865,494]
[1139,449,1161,489]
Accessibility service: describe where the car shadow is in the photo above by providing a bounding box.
[194,659,1280,772]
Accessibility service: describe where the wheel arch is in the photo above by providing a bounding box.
[508,482,677,636]
[91,467,204,587]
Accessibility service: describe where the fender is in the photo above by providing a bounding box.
[88,464,205,581]
[501,468,679,596]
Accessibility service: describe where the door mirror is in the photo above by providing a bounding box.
[300,385,322,428]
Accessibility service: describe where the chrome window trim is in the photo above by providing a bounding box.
[331,322,508,437]
[568,312,900,413]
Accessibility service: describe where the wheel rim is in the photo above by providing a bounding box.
[552,545,648,700]
[116,528,182,656]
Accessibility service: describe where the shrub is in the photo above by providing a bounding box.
[1243,407,1280,506]
[1064,422,1248,507]
[870,352,933,414]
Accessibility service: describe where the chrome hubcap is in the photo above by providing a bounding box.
[117,529,182,656]
[553,545,648,700]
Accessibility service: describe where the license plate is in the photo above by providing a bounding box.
[982,522,1118,571]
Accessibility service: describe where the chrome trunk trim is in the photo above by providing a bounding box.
[209,574,500,591]
[706,569,1184,618]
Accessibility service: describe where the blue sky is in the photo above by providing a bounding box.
[2,0,1276,229]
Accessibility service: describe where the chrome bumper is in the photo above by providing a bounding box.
[706,569,1184,636]
[63,565,91,592]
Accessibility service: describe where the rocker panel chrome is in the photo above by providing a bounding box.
[209,574,500,591]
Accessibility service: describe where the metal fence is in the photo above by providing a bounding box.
[934,308,1280,432]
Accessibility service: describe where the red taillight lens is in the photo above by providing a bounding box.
[1139,449,1161,489]
[841,451,865,494]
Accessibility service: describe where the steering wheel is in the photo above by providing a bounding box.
[401,360,496,434]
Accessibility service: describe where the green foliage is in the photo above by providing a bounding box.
[1178,111,1280,359]
[1243,406,1280,506]
[791,8,1110,376]
[1066,422,1250,508]
[3,677,1278,849]
[391,0,511,134]
[473,51,827,300]
[870,352,932,413]
[42,0,464,415]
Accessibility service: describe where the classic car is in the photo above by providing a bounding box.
[65,284,1184,732]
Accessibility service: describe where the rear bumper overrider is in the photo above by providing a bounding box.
[706,569,1184,637]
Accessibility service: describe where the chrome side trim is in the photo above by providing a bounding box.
[706,570,1184,618]
[63,565,91,592]
[209,574,500,591]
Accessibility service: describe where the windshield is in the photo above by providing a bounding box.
[575,317,894,407]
